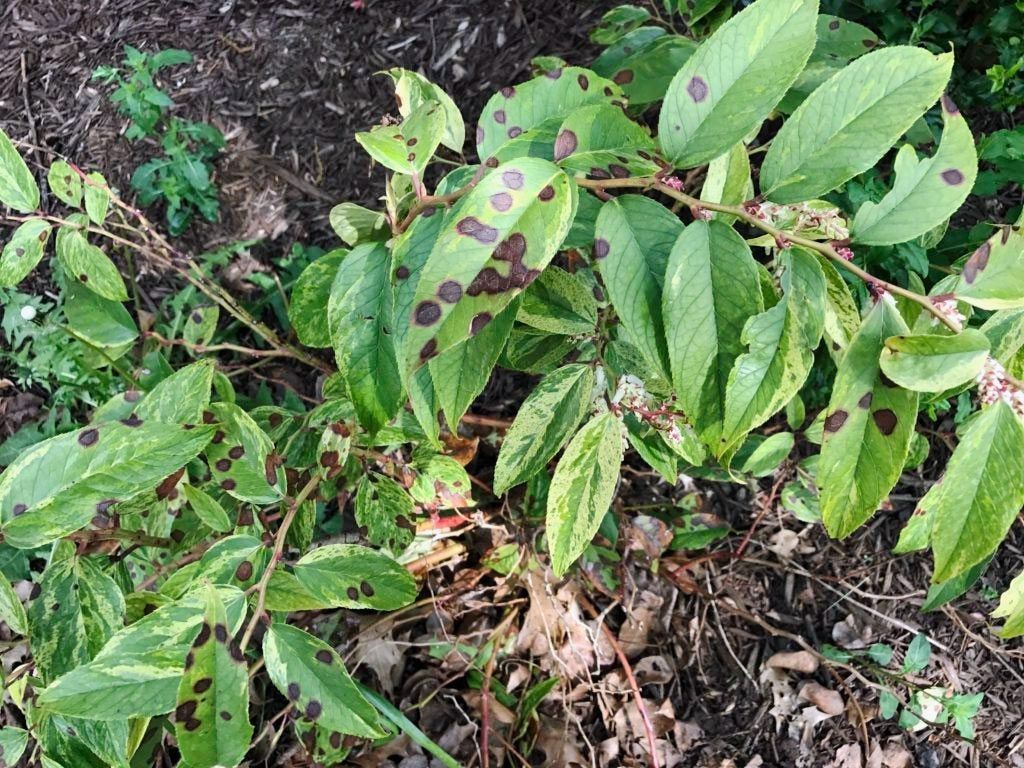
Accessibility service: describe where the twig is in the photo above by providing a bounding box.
[481,608,520,768]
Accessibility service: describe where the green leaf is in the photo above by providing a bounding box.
[553,105,660,178]
[290,249,345,348]
[852,97,977,245]
[205,402,284,505]
[0,125,40,212]
[993,569,1024,638]
[901,633,931,673]
[183,304,218,347]
[739,432,794,477]
[183,485,232,533]
[817,254,862,354]
[664,220,763,445]
[355,102,446,177]
[0,218,51,287]
[475,67,621,160]
[401,158,575,375]
[493,364,595,495]
[263,623,384,738]
[700,142,753,219]
[721,249,823,453]
[385,68,465,153]
[136,359,214,424]
[430,298,519,427]
[174,587,252,768]
[84,172,110,225]
[658,0,817,168]
[879,690,899,719]
[55,225,128,301]
[36,586,246,720]
[867,643,893,666]
[328,242,402,433]
[813,15,880,63]
[879,329,990,392]
[820,298,919,538]
[591,29,696,106]
[160,536,264,598]
[546,411,624,576]
[596,195,683,376]
[28,543,125,683]
[762,48,953,203]
[928,402,1024,582]
[517,266,597,336]
[0,422,214,548]
[0,572,27,635]
[0,727,29,766]
[293,544,417,610]
[63,282,137,350]
[329,204,386,247]
[47,160,83,207]
[354,473,416,552]
[921,556,990,612]
[955,226,1024,310]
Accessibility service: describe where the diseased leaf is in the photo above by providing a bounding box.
[136,359,214,425]
[820,298,919,538]
[591,29,696,106]
[205,402,284,505]
[84,172,110,225]
[328,242,402,433]
[293,544,417,610]
[658,0,817,167]
[762,48,952,203]
[183,304,218,348]
[0,125,40,212]
[174,587,252,768]
[597,194,683,376]
[476,67,622,160]
[48,160,82,207]
[852,96,977,245]
[355,102,446,178]
[664,220,763,446]
[55,225,128,301]
[993,569,1024,639]
[546,411,624,576]
[290,249,346,347]
[354,473,417,552]
[385,68,465,153]
[493,364,595,494]
[955,226,1024,310]
[0,218,51,287]
[553,104,660,178]
[263,623,384,739]
[879,329,990,392]
[401,158,575,374]
[0,422,214,548]
[929,402,1024,582]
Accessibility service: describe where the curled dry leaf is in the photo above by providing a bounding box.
[799,681,845,716]
[766,650,819,674]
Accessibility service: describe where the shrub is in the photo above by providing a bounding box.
[0,0,1022,763]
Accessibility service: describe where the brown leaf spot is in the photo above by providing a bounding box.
[500,86,515,98]
[214,623,229,643]
[609,163,629,178]
[419,339,438,361]
[220,710,233,721]
[828,19,840,30]
[265,454,283,485]
[962,241,991,283]
[78,428,99,447]
[577,73,589,90]
[493,109,506,124]
[193,678,213,694]
[175,700,198,721]
[476,124,484,145]
[202,410,216,424]
[360,580,375,597]
[823,410,848,432]
[545,67,563,79]
[215,458,232,472]
[120,413,143,428]
[872,409,898,435]
[156,468,186,500]
[228,445,245,460]
[346,586,359,600]
[507,126,523,138]
[306,700,323,719]
[502,170,525,189]
[320,450,340,468]
[124,389,141,402]
[687,75,709,102]
[315,649,333,664]
[613,69,634,85]
[490,191,513,212]
[330,732,343,749]
[221,478,237,491]
[455,216,499,243]
[395,265,410,280]
[538,185,555,201]
[414,300,442,325]
[235,561,254,581]
[593,238,610,259]
[190,311,203,324]
[184,718,201,731]
[941,94,959,114]
[553,129,578,162]
[857,392,873,409]
[437,280,463,304]
[941,168,964,185]
[12,503,27,516]
[212,429,226,444]
[287,682,301,700]
[470,312,493,336]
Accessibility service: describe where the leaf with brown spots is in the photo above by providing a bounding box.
[263,624,384,739]
[0,125,40,212]
[204,402,284,505]
[385,68,465,153]
[55,222,128,302]
[293,543,417,611]
[820,297,919,539]
[553,105,661,178]
[159,535,266,599]
[355,101,446,177]
[175,586,252,768]
[955,226,1024,310]
[659,0,816,167]
[0,421,215,549]
[591,28,696,106]
[401,158,575,375]
[879,328,990,392]
[136,359,215,426]
[852,99,977,245]
[354,472,417,552]
[0,218,51,288]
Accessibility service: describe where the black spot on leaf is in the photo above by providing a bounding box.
[360,581,374,596]
[220,710,233,721]
[941,94,959,114]
[493,109,506,124]
[176,700,198,721]
[872,409,898,435]
[437,280,463,304]
[194,623,212,647]
[502,170,525,189]
[500,86,515,98]
[395,265,410,280]
[962,242,991,283]
[235,561,254,581]
[593,238,610,259]
[613,70,634,84]
[507,126,523,138]
[215,458,232,472]
[577,73,589,90]
[470,312,493,336]
[287,682,301,700]
[823,410,848,432]
[828,19,840,30]
[193,678,212,694]
[538,185,555,201]
[857,392,873,409]
[419,339,438,361]
[941,169,964,185]
[315,649,333,664]
[306,700,323,719]
[455,216,499,243]
[346,586,359,600]
[490,192,513,212]
[78,428,99,447]
[414,300,442,325]
[221,479,237,491]
[228,445,245,459]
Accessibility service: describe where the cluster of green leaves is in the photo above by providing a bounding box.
[93,46,224,235]
[1,0,1024,763]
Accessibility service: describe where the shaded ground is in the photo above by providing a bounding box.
[2,1,1024,767]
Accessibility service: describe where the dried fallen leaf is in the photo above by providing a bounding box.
[800,681,845,716]
[766,650,819,674]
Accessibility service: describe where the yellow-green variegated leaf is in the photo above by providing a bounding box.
[0,422,214,548]
[263,623,384,738]
[700,142,753,220]
[852,96,977,245]
[475,67,622,161]
[0,573,27,635]
[493,363,595,495]
[401,158,575,375]
[84,171,110,225]
[762,48,952,203]
[721,249,824,454]
[183,484,232,533]
[47,160,82,207]
[135,359,214,425]
[293,544,417,611]
[174,587,252,768]
[993,570,1024,638]
[289,249,345,348]
[329,203,386,247]
[385,68,465,153]
[0,218,51,287]
[929,402,1024,582]
[327,242,402,434]
[0,125,39,212]
[596,195,683,377]
[878,329,990,392]
[55,224,128,301]
[955,226,1024,310]
[546,411,624,576]
[664,220,763,446]
[355,101,445,178]
[205,403,284,505]
[553,104,660,178]
[658,0,817,168]
[819,297,919,538]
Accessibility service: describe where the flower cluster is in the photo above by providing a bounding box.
[610,374,686,445]
[748,201,850,241]
[929,295,966,332]
[976,356,1024,418]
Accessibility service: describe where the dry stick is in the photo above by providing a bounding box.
[577,593,661,768]
[239,474,322,653]
[480,608,521,768]
[145,330,297,360]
